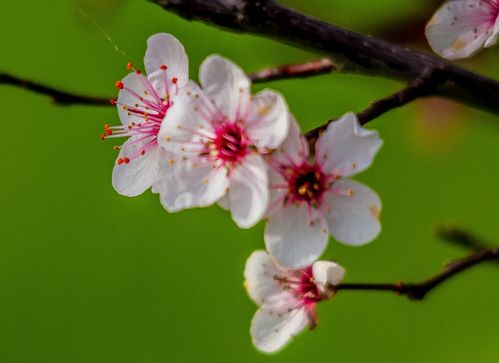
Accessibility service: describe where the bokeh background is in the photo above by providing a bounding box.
[1,0,499,362]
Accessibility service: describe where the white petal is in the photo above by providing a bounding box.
[144,33,188,87]
[265,203,328,269]
[228,154,269,229]
[155,159,228,212]
[244,250,289,305]
[425,0,495,59]
[270,115,308,167]
[146,70,176,102]
[150,148,177,195]
[312,261,345,287]
[315,113,382,177]
[199,55,250,122]
[323,179,381,246]
[117,72,162,126]
[251,307,309,353]
[244,251,299,316]
[266,170,288,217]
[245,90,289,149]
[217,194,230,210]
[157,84,213,157]
[112,137,160,197]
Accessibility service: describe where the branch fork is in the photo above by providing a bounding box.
[336,228,499,301]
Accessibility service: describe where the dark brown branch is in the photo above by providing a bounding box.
[335,232,499,300]
[249,58,336,83]
[152,0,499,115]
[0,73,111,106]
[356,71,436,125]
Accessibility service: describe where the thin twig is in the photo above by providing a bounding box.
[249,58,336,83]
[305,70,437,146]
[0,73,111,106]
[335,230,499,300]
[152,0,499,115]
[438,226,499,267]
[356,70,436,125]
[438,226,491,251]
[0,59,334,106]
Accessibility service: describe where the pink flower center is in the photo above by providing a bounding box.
[102,64,179,164]
[274,266,324,309]
[489,0,499,13]
[491,1,499,23]
[297,267,322,307]
[285,162,328,207]
[206,121,249,167]
[472,0,499,27]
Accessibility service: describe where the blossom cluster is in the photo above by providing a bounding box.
[102,33,383,353]
[97,0,498,353]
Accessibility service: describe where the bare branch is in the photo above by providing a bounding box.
[335,231,499,300]
[0,59,334,107]
[0,73,111,106]
[152,0,499,115]
[250,58,336,83]
[356,71,435,125]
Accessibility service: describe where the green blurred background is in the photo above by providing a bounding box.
[1,0,499,362]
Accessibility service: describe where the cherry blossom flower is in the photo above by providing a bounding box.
[155,55,289,228]
[244,250,345,353]
[102,33,188,197]
[265,114,382,269]
[426,0,499,59]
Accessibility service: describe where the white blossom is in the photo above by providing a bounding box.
[156,55,289,228]
[265,114,382,269]
[244,250,345,353]
[103,33,189,197]
[426,0,499,59]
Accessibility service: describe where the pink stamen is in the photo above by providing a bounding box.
[104,65,174,163]
[123,86,158,110]
[274,267,325,311]
[198,121,249,168]
[270,146,343,213]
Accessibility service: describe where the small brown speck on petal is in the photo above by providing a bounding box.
[369,205,381,221]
